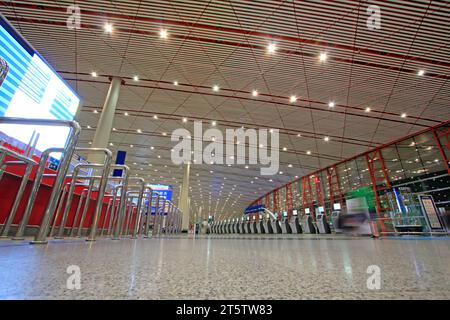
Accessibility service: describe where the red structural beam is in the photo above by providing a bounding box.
[432,128,450,175]
[3,15,450,81]
[251,119,450,207]
[3,1,450,69]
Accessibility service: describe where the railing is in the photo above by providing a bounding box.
[0,117,183,243]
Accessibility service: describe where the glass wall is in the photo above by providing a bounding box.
[249,121,450,236]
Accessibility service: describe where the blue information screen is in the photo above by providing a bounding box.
[147,184,173,215]
[0,16,80,154]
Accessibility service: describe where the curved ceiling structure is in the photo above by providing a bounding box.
[2,0,449,218]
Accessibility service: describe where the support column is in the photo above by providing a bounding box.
[89,77,122,163]
[179,162,191,232]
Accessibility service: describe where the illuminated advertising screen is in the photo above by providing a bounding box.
[0,15,80,154]
[147,184,173,215]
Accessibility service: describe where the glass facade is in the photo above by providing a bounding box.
[249,121,450,235]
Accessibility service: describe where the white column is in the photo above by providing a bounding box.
[88,76,122,163]
[179,162,191,232]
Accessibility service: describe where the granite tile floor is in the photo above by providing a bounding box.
[0,234,449,299]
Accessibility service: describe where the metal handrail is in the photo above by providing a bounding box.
[0,117,81,244]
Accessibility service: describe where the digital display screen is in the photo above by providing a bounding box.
[333,203,341,210]
[283,212,287,217]
[305,208,310,214]
[293,209,298,216]
[0,16,80,155]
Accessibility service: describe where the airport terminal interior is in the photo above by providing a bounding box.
[0,0,449,300]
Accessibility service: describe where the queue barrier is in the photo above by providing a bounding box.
[0,117,183,243]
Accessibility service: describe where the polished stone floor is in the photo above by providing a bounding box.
[0,234,449,299]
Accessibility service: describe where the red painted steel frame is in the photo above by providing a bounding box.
[273,189,280,217]
[285,183,293,218]
[432,128,450,175]
[327,165,344,210]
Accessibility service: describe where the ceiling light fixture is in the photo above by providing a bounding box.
[267,42,276,54]
[159,29,168,39]
[328,101,335,108]
[319,52,327,62]
[290,95,297,103]
[104,23,113,33]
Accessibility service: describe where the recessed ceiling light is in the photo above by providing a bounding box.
[267,43,276,54]
[173,80,178,86]
[104,23,113,33]
[306,150,311,155]
[157,155,161,158]
[87,125,92,129]
[88,141,92,145]
[211,121,217,126]
[124,112,129,116]
[288,164,293,168]
[159,29,168,39]
[93,110,98,114]
[150,146,154,150]
[182,117,188,123]
[328,101,335,108]
[324,136,330,142]
[282,147,287,151]
[319,52,327,62]
[112,127,117,131]
[290,95,297,103]
[365,107,371,113]
[212,85,219,92]
[137,129,142,133]
[133,75,139,81]
[91,71,98,77]
[252,90,258,97]
[109,142,114,146]
[401,113,407,118]
[418,69,425,76]
[130,144,134,148]
[162,132,167,136]
[245,165,249,169]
